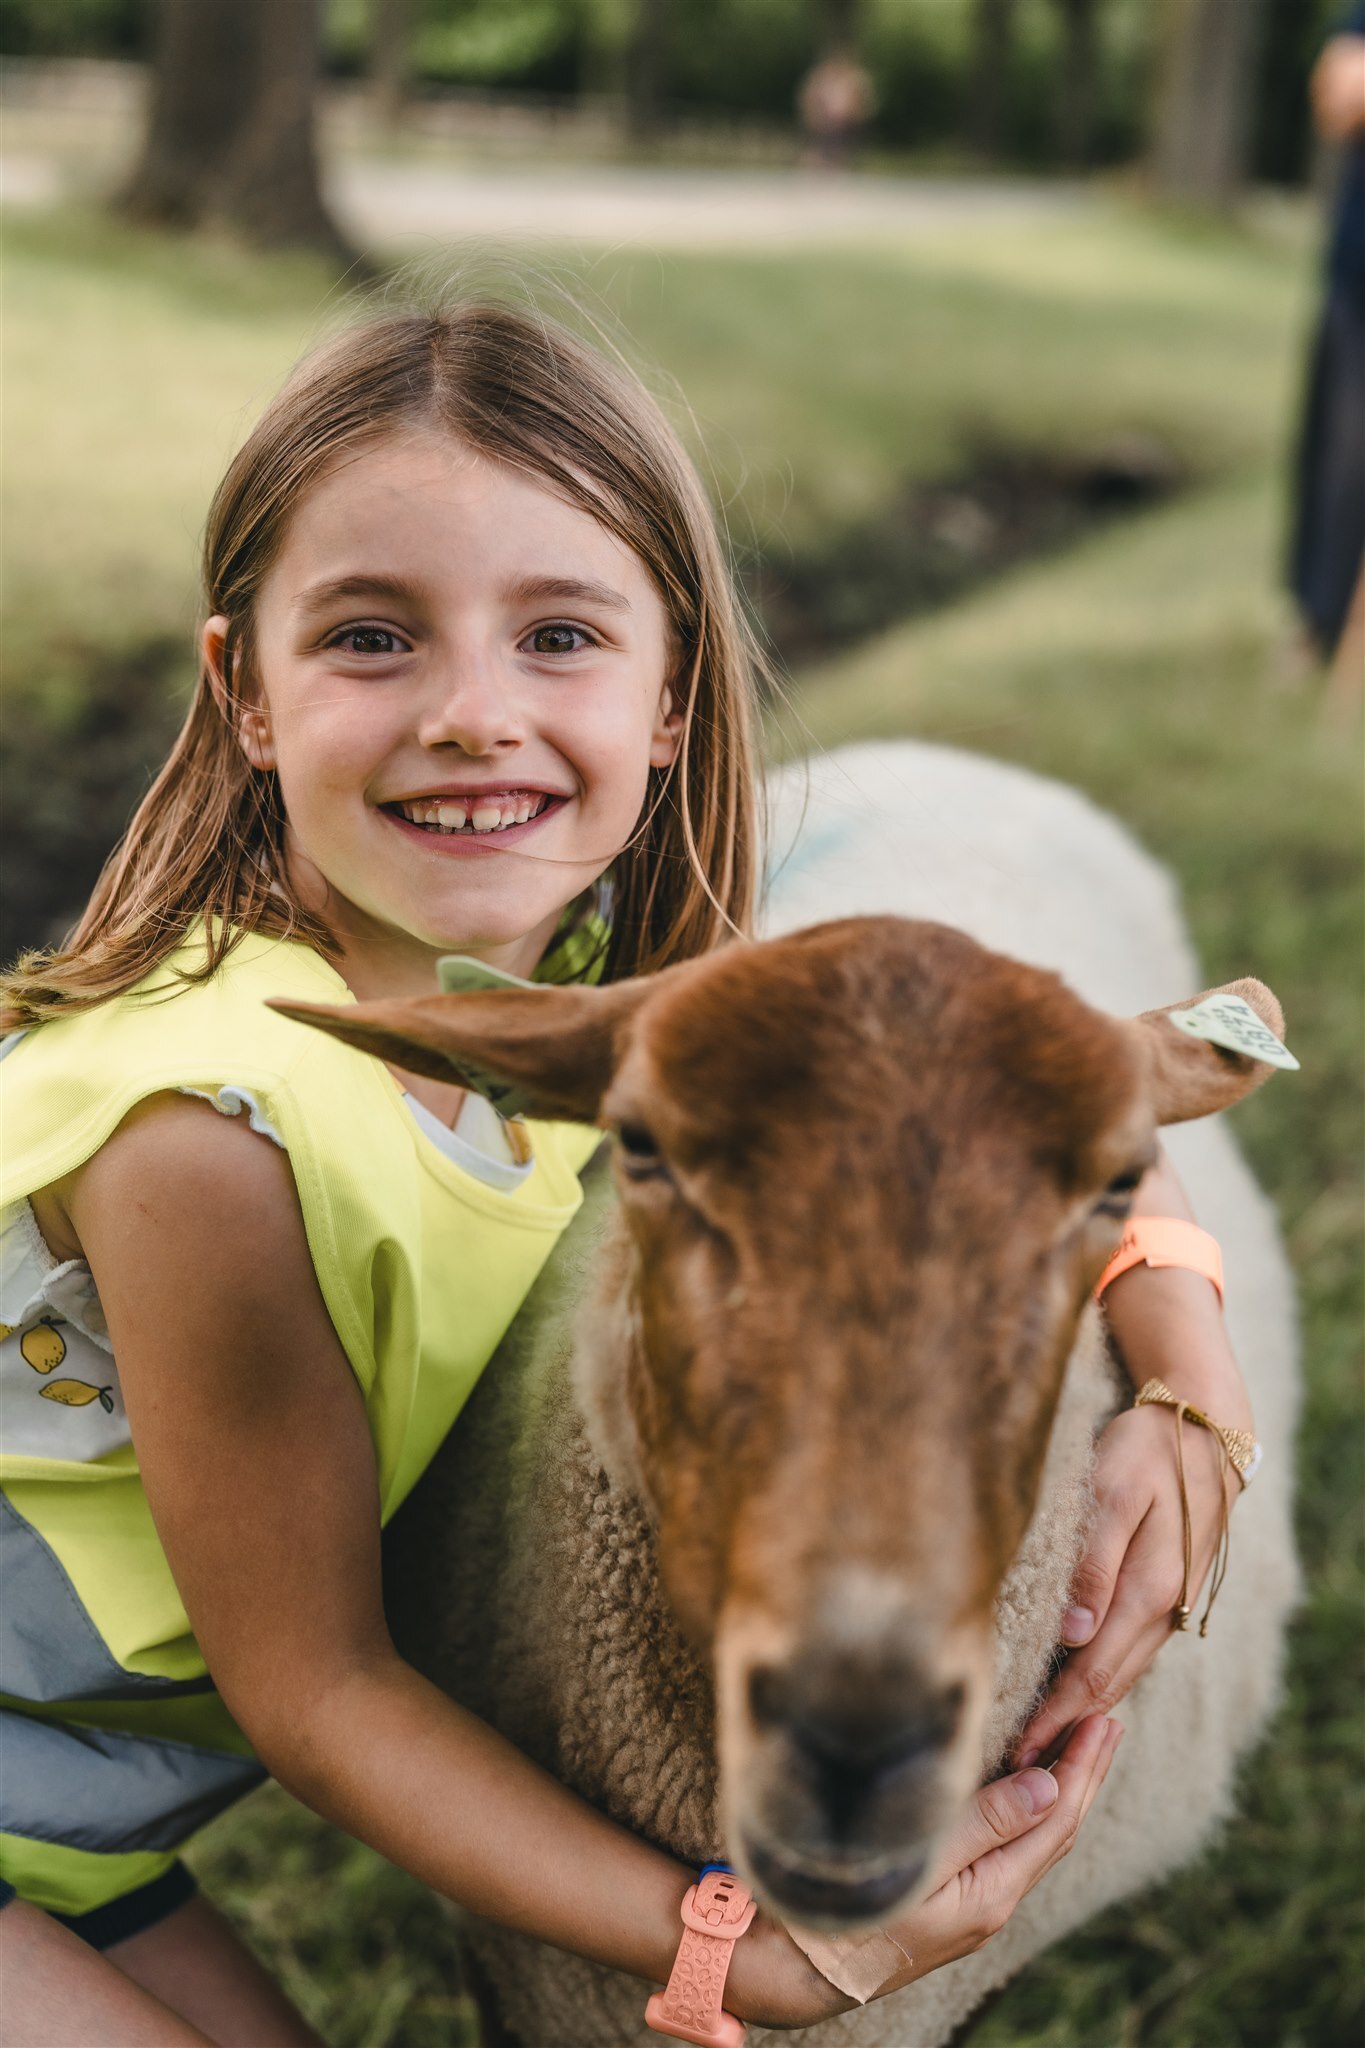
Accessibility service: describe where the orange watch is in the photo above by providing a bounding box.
[1095,1217,1224,1305]
[645,1866,756,2047]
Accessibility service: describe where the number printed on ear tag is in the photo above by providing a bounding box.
[1167,994,1300,1071]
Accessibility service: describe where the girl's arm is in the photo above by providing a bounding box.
[61,1095,1113,2031]
[1013,1143,1252,1767]
[64,1098,730,1995]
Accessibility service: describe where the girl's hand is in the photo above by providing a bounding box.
[1012,1380,1245,1771]
[738,1716,1122,2028]
[1014,1143,1253,1771]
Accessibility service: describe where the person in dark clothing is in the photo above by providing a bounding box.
[1289,7,1365,690]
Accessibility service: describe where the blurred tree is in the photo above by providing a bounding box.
[817,0,862,53]
[626,0,671,143]
[1252,0,1341,186]
[968,0,1018,159]
[120,0,352,259]
[371,0,414,125]
[1053,0,1102,167]
[1152,0,1271,204]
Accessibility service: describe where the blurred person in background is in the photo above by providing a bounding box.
[797,46,877,171]
[1288,6,1365,704]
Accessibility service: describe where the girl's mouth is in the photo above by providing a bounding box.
[381,792,562,839]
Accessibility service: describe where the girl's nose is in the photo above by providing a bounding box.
[417,654,525,757]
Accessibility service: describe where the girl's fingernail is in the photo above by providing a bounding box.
[1062,1606,1096,1645]
[1016,1747,1041,1770]
[1019,1769,1060,1813]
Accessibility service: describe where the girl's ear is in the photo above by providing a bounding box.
[649,683,684,770]
[202,614,276,771]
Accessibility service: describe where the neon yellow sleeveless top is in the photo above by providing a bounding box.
[0,928,600,1913]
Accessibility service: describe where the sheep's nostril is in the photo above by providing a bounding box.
[794,1709,940,1777]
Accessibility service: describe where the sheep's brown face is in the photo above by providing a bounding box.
[272,916,1284,1931]
[597,922,1154,1925]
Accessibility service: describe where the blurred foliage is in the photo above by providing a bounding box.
[0,0,146,58]
[0,0,1345,177]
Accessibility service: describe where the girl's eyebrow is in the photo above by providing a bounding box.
[505,574,633,613]
[293,572,424,616]
[293,572,633,616]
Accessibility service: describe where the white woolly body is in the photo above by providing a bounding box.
[383,741,1299,2047]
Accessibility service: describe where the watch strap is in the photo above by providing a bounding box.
[645,1866,756,2047]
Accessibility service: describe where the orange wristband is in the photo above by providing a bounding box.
[1095,1217,1224,1305]
[645,1867,756,2047]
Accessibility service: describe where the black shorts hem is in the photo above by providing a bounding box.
[46,1860,199,1951]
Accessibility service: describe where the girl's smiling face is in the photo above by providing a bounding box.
[207,430,680,998]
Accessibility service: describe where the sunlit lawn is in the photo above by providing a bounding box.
[3,193,1359,2046]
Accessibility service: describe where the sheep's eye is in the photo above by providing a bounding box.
[1096,1167,1145,1218]
[615,1122,670,1182]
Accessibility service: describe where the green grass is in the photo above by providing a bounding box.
[4,194,1360,2045]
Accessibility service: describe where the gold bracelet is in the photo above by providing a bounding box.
[1132,1378,1259,1637]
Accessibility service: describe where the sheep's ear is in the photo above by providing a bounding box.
[267,978,655,1124]
[1131,977,1296,1127]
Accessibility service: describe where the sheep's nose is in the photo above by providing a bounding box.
[749,1663,963,1826]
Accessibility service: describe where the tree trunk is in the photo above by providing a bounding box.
[117,0,352,262]
[625,0,670,146]
[371,0,413,131]
[968,0,1019,161]
[119,0,254,225]
[1054,0,1101,168]
[213,0,349,257]
[1151,0,1271,205]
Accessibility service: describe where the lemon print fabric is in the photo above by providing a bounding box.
[39,1380,116,1413]
[1,1201,130,1462]
[20,1321,66,1374]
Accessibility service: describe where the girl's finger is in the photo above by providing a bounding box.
[905,1717,1117,1959]
[922,1762,1062,1892]
[976,1715,1122,1902]
[1017,1521,1187,1763]
[1057,1489,1145,1652]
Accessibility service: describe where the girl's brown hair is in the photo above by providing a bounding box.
[3,302,769,1027]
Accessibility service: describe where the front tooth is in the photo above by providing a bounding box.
[436,801,467,829]
[470,804,502,832]
[513,800,531,824]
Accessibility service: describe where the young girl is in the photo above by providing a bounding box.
[0,302,1249,2044]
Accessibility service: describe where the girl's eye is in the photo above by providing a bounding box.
[525,623,592,657]
[331,626,405,657]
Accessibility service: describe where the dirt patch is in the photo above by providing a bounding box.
[744,435,1184,668]
[1,638,186,967]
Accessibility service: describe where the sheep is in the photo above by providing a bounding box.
[301,741,1301,2047]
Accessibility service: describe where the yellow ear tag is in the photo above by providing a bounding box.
[1167,994,1300,1071]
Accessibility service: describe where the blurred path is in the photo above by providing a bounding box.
[329,160,1087,249]
[0,145,1086,250]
